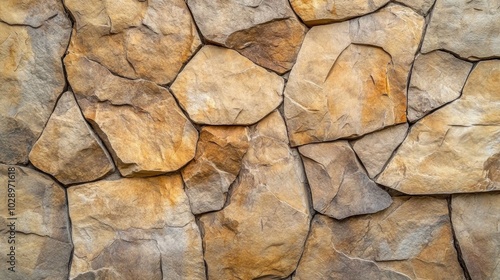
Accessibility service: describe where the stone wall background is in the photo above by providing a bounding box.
[0,0,499,279]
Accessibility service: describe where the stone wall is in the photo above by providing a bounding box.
[0,0,499,279]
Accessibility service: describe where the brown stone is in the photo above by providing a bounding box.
[199,111,311,279]
[171,46,284,125]
[377,61,500,194]
[182,126,249,214]
[68,174,206,279]
[29,92,114,185]
[395,0,435,15]
[284,5,424,146]
[65,53,198,177]
[299,141,392,219]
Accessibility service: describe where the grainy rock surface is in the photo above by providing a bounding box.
[395,0,435,15]
[299,141,392,219]
[0,1,70,164]
[65,53,198,177]
[68,175,206,280]
[200,111,311,279]
[377,61,500,194]
[0,165,72,280]
[284,5,424,146]
[29,91,114,185]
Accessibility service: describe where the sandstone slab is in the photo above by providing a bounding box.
[0,2,70,164]
[408,51,473,122]
[182,126,249,214]
[187,0,306,74]
[377,61,500,194]
[65,53,198,177]
[29,91,114,185]
[395,0,435,15]
[171,46,284,125]
[64,0,201,85]
[284,5,424,146]
[290,0,390,25]
[299,141,392,219]
[68,175,206,280]
[452,193,500,280]
[295,197,465,279]
[352,123,409,178]
[0,165,72,279]
[421,0,500,60]
[199,111,311,279]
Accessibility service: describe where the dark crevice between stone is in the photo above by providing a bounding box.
[447,197,472,280]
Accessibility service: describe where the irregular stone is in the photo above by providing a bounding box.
[29,92,114,185]
[352,123,409,178]
[64,0,201,84]
[0,165,72,279]
[296,197,464,279]
[68,175,206,279]
[395,0,435,15]
[377,61,500,194]
[199,111,311,279]
[65,53,198,177]
[421,0,500,60]
[0,2,71,164]
[182,126,249,214]
[452,193,500,279]
[408,51,473,122]
[290,0,390,25]
[299,141,392,219]
[187,0,306,73]
[284,5,424,146]
[171,46,284,125]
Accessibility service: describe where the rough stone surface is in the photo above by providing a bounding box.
[299,141,392,219]
[187,0,306,74]
[171,46,284,125]
[199,111,311,279]
[29,92,114,185]
[395,0,435,15]
[352,123,409,178]
[0,165,72,280]
[452,193,500,280]
[377,61,500,194]
[295,197,465,279]
[68,174,206,280]
[182,126,249,214]
[64,0,201,85]
[65,53,198,177]
[284,5,424,146]
[422,0,500,60]
[290,0,390,25]
[0,1,70,164]
[408,51,473,122]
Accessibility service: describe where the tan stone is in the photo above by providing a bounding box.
[284,5,424,146]
[29,92,114,185]
[171,46,284,125]
[299,141,392,219]
[64,0,201,84]
[290,0,390,25]
[0,2,71,164]
[352,123,409,178]
[182,126,249,214]
[199,111,311,279]
[377,61,500,194]
[297,197,464,279]
[0,165,72,279]
[65,53,198,177]
[187,0,306,74]
[452,193,500,280]
[395,0,435,15]
[68,175,206,279]
[408,51,473,122]
[421,0,500,60]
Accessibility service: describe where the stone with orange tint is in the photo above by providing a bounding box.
[68,174,206,280]
[284,5,424,146]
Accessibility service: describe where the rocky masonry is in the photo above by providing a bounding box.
[0,0,499,279]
